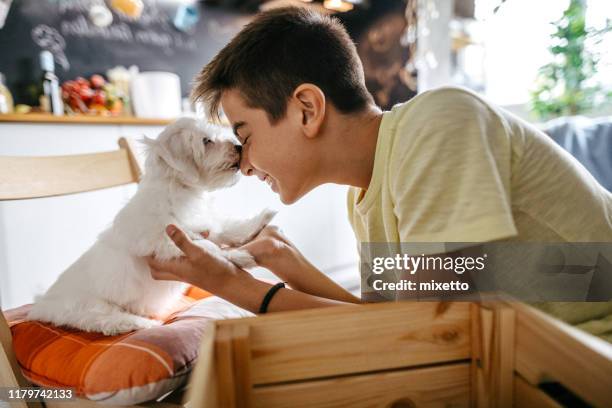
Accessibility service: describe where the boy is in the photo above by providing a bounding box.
[147,7,612,312]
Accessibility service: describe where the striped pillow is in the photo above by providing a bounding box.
[6,287,252,405]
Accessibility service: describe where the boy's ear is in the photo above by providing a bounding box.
[293,84,325,138]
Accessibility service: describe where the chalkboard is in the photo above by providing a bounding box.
[0,0,250,105]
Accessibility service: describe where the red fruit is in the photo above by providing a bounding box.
[92,91,106,106]
[61,80,75,92]
[68,96,79,110]
[90,74,105,89]
[79,87,94,103]
[69,95,88,113]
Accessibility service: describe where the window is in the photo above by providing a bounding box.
[475,0,611,109]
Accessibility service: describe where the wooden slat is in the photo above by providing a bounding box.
[184,321,218,408]
[252,362,471,408]
[471,302,515,408]
[0,347,27,408]
[494,305,514,407]
[514,375,561,408]
[0,312,28,388]
[118,137,144,181]
[0,149,136,200]
[475,307,493,407]
[218,302,471,385]
[469,303,479,408]
[232,324,252,408]
[513,302,612,407]
[215,324,236,408]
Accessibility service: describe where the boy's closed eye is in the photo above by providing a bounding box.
[232,121,247,143]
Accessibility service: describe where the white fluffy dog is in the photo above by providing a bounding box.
[27,118,274,335]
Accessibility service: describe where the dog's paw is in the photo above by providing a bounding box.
[193,238,222,254]
[224,249,257,269]
[246,209,278,240]
[258,209,278,226]
[96,315,162,336]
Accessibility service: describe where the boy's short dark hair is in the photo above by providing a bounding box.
[191,7,374,123]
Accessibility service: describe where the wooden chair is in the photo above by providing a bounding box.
[0,138,170,408]
[0,137,142,201]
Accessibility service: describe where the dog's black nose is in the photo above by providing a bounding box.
[235,144,242,154]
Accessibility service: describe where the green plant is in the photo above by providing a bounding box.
[530,0,611,119]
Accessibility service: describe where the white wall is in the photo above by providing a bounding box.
[0,122,359,309]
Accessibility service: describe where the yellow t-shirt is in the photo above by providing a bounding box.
[347,87,612,269]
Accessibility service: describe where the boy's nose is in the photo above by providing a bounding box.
[240,163,254,177]
[239,153,254,176]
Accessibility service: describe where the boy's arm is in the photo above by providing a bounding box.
[147,225,361,314]
[217,269,358,313]
[239,226,362,304]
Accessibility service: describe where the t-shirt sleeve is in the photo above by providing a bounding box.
[390,88,518,243]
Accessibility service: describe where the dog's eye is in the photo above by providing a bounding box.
[203,138,213,145]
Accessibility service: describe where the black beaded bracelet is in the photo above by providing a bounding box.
[258,282,286,314]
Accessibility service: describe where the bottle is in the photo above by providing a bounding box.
[0,72,14,114]
[39,50,63,116]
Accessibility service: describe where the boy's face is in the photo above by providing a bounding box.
[220,89,315,204]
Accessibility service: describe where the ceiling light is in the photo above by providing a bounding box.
[323,0,354,12]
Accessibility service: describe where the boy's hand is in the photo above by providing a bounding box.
[238,225,295,269]
[196,225,293,268]
[147,226,353,313]
[146,225,237,290]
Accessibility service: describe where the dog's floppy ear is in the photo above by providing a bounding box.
[141,135,200,184]
[139,135,157,152]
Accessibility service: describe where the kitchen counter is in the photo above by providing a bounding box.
[0,113,172,126]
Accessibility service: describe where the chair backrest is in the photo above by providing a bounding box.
[0,137,142,201]
[0,137,143,406]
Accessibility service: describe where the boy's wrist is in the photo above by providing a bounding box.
[210,266,276,313]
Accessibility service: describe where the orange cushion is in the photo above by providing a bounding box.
[6,287,251,405]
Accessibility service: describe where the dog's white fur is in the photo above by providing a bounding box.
[27,118,275,335]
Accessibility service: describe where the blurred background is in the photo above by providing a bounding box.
[0,0,610,308]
